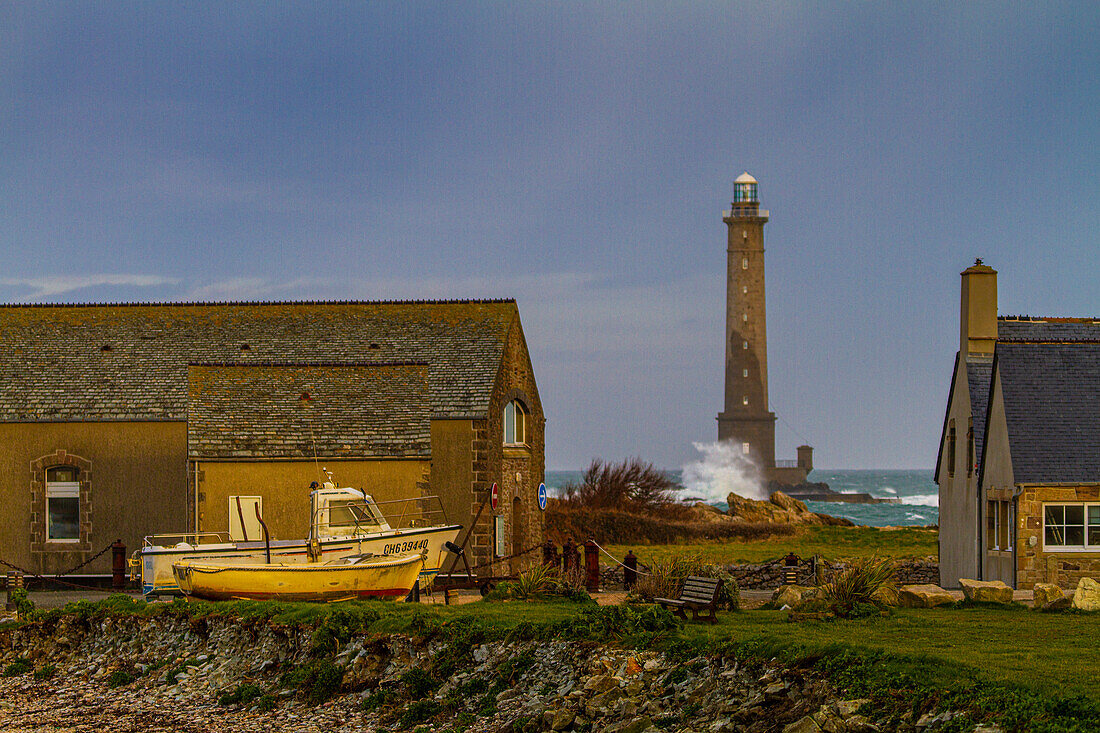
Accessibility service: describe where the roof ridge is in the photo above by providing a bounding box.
[187,361,430,368]
[999,315,1100,323]
[997,339,1100,345]
[0,298,517,309]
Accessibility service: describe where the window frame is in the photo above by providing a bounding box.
[503,399,527,446]
[1042,502,1100,552]
[45,466,81,543]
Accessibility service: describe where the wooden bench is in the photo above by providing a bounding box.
[654,575,723,623]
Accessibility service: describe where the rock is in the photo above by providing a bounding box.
[772,585,819,609]
[1072,577,1100,611]
[783,715,822,733]
[870,586,899,607]
[897,584,956,608]
[550,708,575,730]
[835,699,870,718]
[958,579,1014,604]
[609,716,655,733]
[583,674,618,694]
[1032,583,1070,611]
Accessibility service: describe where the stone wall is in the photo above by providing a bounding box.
[1015,484,1100,590]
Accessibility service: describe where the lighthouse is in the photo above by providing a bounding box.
[717,173,812,483]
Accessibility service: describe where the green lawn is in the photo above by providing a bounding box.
[681,605,1100,701]
[606,525,938,564]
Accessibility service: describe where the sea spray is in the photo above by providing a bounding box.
[680,441,766,503]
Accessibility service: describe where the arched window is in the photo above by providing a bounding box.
[504,400,527,445]
[46,466,80,541]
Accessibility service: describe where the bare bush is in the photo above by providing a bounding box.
[560,457,686,515]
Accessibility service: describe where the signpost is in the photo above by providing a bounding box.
[537,482,547,511]
[490,482,499,510]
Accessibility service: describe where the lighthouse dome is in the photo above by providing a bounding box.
[734,172,757,184]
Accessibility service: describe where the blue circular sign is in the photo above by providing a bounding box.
[537,482,547,511]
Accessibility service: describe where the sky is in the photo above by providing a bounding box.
[1,4,1097,471]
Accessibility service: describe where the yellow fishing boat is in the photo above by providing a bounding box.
[172,551,424,602]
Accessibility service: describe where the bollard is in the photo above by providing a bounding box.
[562,538,578,575]
[783,552,800,585]
[583,539,599,593]
[623,550,637,591]
[542,539,560,569]
[5,572,23,612]
[111,539,127,590]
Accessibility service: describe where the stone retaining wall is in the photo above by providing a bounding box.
[600,558,939,590]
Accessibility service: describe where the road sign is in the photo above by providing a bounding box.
[490,482,499,510]
[537,482,547,511]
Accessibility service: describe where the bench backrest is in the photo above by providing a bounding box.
[680,575,722,604]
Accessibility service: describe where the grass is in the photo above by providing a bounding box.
[679,605,1100,702]
[607,525,938,564]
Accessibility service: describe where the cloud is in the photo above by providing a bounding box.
[0,274,180,299]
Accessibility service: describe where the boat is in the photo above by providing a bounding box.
[173,551,425,602]
[136,479,462,596]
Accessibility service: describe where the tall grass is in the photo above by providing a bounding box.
[819,556,896,618]
[631,554,739,611]
[558,457,685,514]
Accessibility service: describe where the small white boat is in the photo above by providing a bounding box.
[173,551,425,602]
[137,481,461,596]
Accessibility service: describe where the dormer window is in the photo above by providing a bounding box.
[504,400,527,445]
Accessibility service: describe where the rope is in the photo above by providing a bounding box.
[468,544,543,573]
[588,540,653,576]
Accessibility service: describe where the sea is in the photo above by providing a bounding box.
[544,469,938,527]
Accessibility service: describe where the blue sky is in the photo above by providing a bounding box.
[1,4,1097,470]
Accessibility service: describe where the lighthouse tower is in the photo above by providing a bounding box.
[717,172,778,470]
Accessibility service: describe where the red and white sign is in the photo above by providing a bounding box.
[490,482,499,510]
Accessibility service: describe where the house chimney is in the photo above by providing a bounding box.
[960,259,997,357]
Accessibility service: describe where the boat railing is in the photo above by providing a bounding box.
[312,494,452,537]
[143,531,230,548]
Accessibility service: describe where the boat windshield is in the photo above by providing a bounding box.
[327,500,385,530]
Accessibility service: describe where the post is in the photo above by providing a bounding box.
[542,539,559,568]
[583,539,599,593]
[111,539,127,590]
[783,552,800,585]
[5,572,23,611]
[562,538,577,575]
[623,550,637,591]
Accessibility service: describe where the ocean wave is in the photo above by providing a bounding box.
[882,487,897,495]
[905,512,930,521]
[900,493,939,507]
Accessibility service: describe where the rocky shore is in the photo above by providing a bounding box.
[0,610,993,733]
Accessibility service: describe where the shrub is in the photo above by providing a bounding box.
[399,699,441,728]
[218,683,264,706]
[7,588,34,617]
[3,658,32,677]
[631,555,740,611]
[545,503,793,545]
[280,659,344,705]
[819,556,896,618]
[33,663,56,680]
[559,457,685,514]
[107,669,137,688]
[310,606,381,655]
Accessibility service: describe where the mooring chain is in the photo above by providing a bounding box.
[0,539,119,593]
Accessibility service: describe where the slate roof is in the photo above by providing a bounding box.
[187,363,431,460]
[0,300,517,422]
[965,357,993,469]
[995,341,1100,484]
[998,316,1100,341]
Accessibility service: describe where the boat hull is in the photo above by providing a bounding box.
[173,553,425,602]
[140,524,461,596]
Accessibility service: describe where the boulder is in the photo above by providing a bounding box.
[1071,577,1100,612]
[958,579,1014,604]
[870,586,899,607]
[772,585,820,609]
[897,584,955,608]
[783,715,822,733]
[1032,583,1070,611]
[725,490,848,526]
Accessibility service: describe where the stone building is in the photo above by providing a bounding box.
[717,173,813,485]
[0,299,544,577]
[936,261,1100,588]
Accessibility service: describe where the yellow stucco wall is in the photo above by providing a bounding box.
[0,422,187,574]
[196,459,431,541]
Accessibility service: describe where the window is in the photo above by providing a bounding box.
[742,369,749,378]
[46,466,80,541]
[966,418,974,476]
[986,500,1014,551]
[947,420,956,478]
[1043,504,1100,549]
[742,341,748,350]
[504,400,527,445]
[495,515,507,557]
[742,395,749,405]
[742,285,748,294]
[742,442,750,455]
[986,500,998,550]
[742,258,748,270]
[742,313,748,322]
